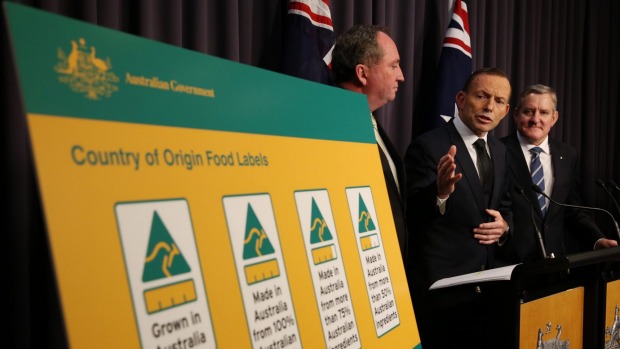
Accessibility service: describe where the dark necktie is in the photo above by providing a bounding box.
[530,147,547,217]
[473,138,494,202]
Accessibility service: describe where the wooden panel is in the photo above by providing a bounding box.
[604,279,620,347]
[519,287,583,349]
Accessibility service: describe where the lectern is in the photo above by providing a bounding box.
[569,247,620,348]
[430,246,620,348]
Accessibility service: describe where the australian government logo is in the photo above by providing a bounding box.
[55,38,120,100]
[125,73,215,98]
[54,38,215,100]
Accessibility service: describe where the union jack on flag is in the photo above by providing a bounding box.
[281,0,334,85]
[425,0,472,131]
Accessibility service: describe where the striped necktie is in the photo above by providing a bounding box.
[530,147,547,217]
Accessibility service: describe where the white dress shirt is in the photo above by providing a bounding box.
[516,131,554,198]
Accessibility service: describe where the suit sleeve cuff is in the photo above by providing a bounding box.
[498,225,510,246]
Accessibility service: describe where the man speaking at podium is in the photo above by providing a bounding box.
[404,67,513,348]
[499,84,617,265]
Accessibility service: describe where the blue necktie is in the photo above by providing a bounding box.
[530,147,547,217]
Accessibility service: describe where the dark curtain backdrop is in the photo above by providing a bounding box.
[2,1,619,347]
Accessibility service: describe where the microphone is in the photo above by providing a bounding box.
[532,184,620,241]
[516,185,548,258]
[597,179,620,220]
[609,180,620,192]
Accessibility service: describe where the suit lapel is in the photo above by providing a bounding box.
[487,136,504,207]
[376,122,405,202]
[548,140,568,218]
[378,144,399,192]
[505,134,544,218]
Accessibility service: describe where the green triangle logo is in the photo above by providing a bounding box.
[358,194,376,233]
[142,211,191,282]
[242,203,275,260]
[310,198,333,243]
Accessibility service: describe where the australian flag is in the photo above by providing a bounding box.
[281,0,334,85]
[425,0,472,131]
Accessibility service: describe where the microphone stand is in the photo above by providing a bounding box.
[516,185,548,259]
[597,179,620,221]
[532,184,620,241]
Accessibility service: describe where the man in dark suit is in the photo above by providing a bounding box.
[499,84,616,264]
[404,67,513,348]
[331,24,408,261]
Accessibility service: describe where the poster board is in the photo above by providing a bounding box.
[4,2,420,348]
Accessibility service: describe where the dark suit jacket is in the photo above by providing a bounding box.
[376,121,408,263]
[498,133,604,264]
[403,120,513,348]
[404,120,512,294]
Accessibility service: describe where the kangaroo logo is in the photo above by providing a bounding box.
[54,38,119,99]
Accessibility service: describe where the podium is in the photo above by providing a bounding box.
[579,247,620,348]
[431,246,620,348]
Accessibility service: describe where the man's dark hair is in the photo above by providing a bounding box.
[331,24,390,86]
[462,67,511,97]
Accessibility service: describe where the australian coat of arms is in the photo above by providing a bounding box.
[536,322,569,349]
[606,305,620,349]
[54,38,119,100]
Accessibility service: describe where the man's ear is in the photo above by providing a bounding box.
[499,105,510,121]
[355,64,367,85]
[455,91,465,110]
[551,110,559,127]
[512,108,519,123]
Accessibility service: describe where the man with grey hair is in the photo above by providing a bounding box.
[499,84,617,264]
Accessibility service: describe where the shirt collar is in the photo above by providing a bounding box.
[517,131,550,154]
[454,115,487,146]
[371,113,378,128]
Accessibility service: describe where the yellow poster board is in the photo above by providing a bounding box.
[5,2,420,348]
